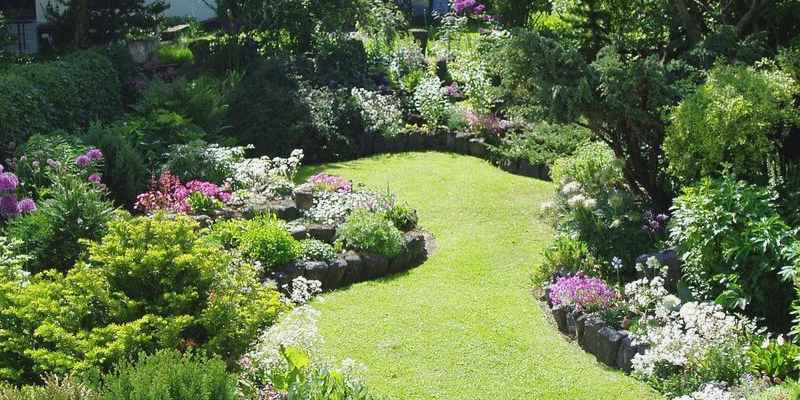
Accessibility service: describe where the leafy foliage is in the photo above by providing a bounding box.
[665,64,800,185]
[336,209,405,258]
[669,177,796,329]
[207,216,301,271]
[490,122,591,168]
[46,0,167,48]
[100,350,237,400]
[298,239,338,264]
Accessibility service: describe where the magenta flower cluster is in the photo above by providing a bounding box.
[465,111,513,137]
[134,171,232,213]
[0,164,36,218]
[642,210,669,237]
[548,274,618,312]
[310,173,352,193]
[453,0,486,14]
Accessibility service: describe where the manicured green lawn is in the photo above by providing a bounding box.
[301,152,660,400]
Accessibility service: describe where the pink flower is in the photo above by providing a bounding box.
[75,155,91,168]
[86,148,104,161]
[549,274,618,312]
[88,174,103,185]
[0,173,19,193]
[16,198,36,214]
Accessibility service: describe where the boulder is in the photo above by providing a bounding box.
[361,252,389,279]
[341,251,364,285]
[575,313,587,342]
[289,224,308,240]
[616,332,644,373]
[269,197,299,221]
[579,316,602,353]
[307,224,336,243]
[454,133,471,154]
[407,133,426,151]
[296,259,347,290]
[373,135,387,154]
[292,183,315,211]
[445,132,458,150]
[468,138,488,158]
[518,159,540,178]
[552,307,568,334]
[594,326,625,367]
[404,230,428,264]
[566,309,583,338]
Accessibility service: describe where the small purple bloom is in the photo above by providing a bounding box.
[548,274,617,312]
[75,155,91,168]
[86,148,104,161]
[0,196,18,217]
[16,198,36,214]
[0,173,19,192]
[474,4,486,13]
[88,174,103,185]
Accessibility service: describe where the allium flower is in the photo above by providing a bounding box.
[86,148,104,161]
[75,155,91,168]
[16,198,36,214]
[88,174,103,185]
[0,196,18,216]
[0,173,19,192]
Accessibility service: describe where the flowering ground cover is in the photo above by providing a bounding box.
[300,152,659,400]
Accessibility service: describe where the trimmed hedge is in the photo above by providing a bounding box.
[0,50,122,159]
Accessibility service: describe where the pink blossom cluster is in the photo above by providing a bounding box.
[465,111,513,137]
[309,173,352,193]
[135,171,232,213]
[0,164,36,218]
[453,0,486,15]
[549,274,618,312]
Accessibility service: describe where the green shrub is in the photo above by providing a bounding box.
[0,51,122,159]
[4,174,116,273]
[490,122,592,168]
[550,142,624,194]
[748,335,800,381]
[100,350,236,400]
[0,375,100,400]
[83,124,149,208]
[533,235,599,286]
[207,216,301,270]
[228,60,358,161]
[298,239,337,263]
[136,77,229,136]
[155,44,195,65]
[385,203,418,231]
[0,215,286,383]
[669,177,796,329]
[336,210,405,258]
[664,64,800,185]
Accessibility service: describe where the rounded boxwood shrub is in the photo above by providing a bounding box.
[207,215,301,270]
[298,239,337,263]
[100,350,237,400]
[336,209,405,258]
[664,64,800,185]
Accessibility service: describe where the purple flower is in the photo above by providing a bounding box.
[474,4,486,13]
[0,196,18,217]
[86,148,104,161]
[88,174,103,185]
[310,173,352,193]
[0,173,19,192]
[16,198,36,214]
[548,274,618,312]
[75,155,91,168]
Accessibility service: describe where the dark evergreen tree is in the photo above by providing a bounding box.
[46,0,168,48]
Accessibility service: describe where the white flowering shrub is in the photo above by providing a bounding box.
[413,74,450,129]
[285,276,323,305]
[351,88,405,138]
[449,59,497,114]
[232,149,304,196]
[242,306,323,378]
[303,189,388,225]
[161,141,250,184]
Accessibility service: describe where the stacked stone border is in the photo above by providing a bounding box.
[352,131,552,181]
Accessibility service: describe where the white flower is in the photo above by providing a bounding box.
[567,194,587,208]
[582,197,597,209]
[561,181,582,196]
[661,294,681,310]
[612,257,623,271]
[286,276,323,305]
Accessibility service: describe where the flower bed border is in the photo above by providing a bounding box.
[353,131,552,181]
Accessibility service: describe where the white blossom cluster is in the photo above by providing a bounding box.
[560,179,598,210]
[413,75,450,128]
[243,306,323,374]
[631,301,755,379]
[351,88,405,138]
[674,383,740,400]
[232,149,304,195]
[286,276,323,305]
[449,59,497,114]
[303,190,385,225]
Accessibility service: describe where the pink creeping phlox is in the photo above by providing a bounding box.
[549,273,618,312]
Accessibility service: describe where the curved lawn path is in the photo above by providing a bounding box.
[301,152,659,400]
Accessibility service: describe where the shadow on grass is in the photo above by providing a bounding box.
[296,151,465,183]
